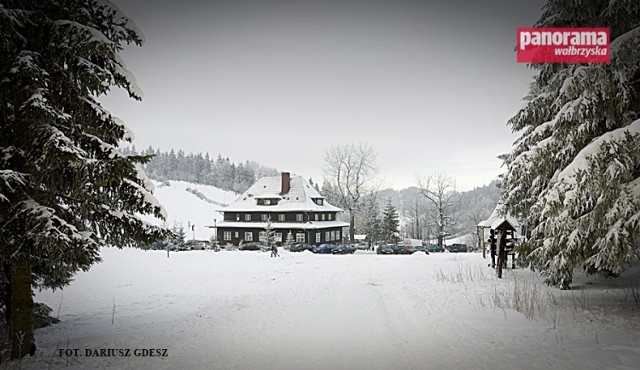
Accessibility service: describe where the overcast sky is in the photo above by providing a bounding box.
[103,0,546,191]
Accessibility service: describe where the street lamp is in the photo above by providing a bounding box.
[214,219,217,248]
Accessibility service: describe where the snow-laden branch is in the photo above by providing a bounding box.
[558,119,640,184]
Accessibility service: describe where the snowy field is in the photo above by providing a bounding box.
[6,248,638,369]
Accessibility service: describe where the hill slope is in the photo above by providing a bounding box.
[139,180,238,241]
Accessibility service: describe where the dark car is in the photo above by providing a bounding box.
[313,243,337,254]
[390,244,406,254]
[427,244,445,253]
[447,243,468,253]
[376,244,394,254]
[239,243,261,251]
[289,243,314,252]
[412,245,430,254]
[332,244,355,254]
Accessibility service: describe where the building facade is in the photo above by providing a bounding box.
[215,172,349,246]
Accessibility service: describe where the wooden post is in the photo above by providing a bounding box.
[479,226,486,259]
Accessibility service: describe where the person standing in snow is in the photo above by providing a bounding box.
[271,245,279,258]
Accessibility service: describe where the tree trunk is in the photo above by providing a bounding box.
[349,210,355,244]
[9,253,34,359]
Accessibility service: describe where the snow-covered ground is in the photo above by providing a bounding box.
[138,180,238,241]
[12,248,640,370]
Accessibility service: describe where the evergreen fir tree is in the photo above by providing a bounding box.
[285,231,295,246]
[0,0,167,358]
[262,218,276,251]
[170,222,186,247]
[501,1,640,288]
[381,199,399,242]
[359,194,381,245]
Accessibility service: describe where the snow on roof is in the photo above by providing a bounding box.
[253,193,282,199]
[478,203,520,230]
[223,174,342,212]
[214,220,349,230]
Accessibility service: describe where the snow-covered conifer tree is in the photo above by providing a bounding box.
[501,1,640,288]
[0,0,166,358]
[285,231,295,246]
[381,199,399,242]
[357,194,381,244]
[262,218,276,251]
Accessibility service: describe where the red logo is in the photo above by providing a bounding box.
[517,28,610,63]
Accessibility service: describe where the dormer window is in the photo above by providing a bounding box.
[256,194,280,206]
[313,198,324,205]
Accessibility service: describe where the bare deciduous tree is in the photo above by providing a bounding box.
[416,172,459,247]
[467,208,489,251]
[323,143,378,243]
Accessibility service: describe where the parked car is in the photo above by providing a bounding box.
[401,246,416,254]
[355,242,369,250]
[183,239,211,250]
[413,245,430,254]
[447,243,468,253]
[313,243,337,254]
[376,244,394,254]
[332,244,356,254]
[239,243,261,251]
[427,244,445,253]
[289,243,314,252]
[390,244,406,254]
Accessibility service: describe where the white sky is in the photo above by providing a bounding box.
[103,0,546,191]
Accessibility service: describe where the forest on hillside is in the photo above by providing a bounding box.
[123,146,279,193]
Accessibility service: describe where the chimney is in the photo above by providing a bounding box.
[281,172,290,195]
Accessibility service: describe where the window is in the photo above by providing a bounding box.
[223,231,231,241]
[325,231,330,241]
[264,199,271,205]
[259,231,266,241]
[244,232,253,241]
[234,231,239,238]
[245,214,251,221]
[336,230,341,240]
[261,214,268,222]
[314,214,319,221]
[296,233,305,242]
[316,233,321,243]
[278,214,285,222]
[321,214,326,221]
[317,199,323,205]
[236,214,240,221]
[296,214,303,222]
[275,233,282,242]
[328,214,333,221]
[331,230,336,241]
